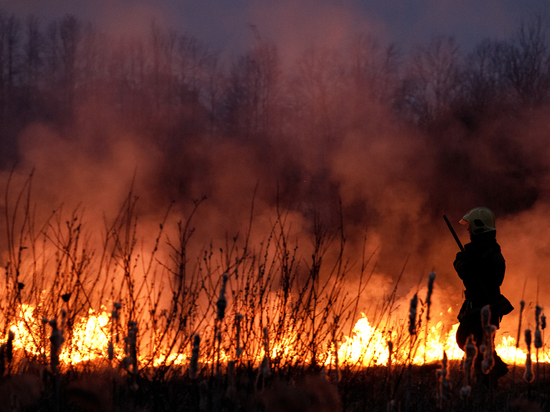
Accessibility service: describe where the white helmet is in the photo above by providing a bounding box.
[459,207,496,234]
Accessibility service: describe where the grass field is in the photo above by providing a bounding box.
[0,177,547,412]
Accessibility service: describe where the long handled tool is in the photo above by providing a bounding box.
[443,215,465,252]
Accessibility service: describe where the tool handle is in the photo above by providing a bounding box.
[443,215,465,253]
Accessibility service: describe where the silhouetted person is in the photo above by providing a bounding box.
[453,207,513,385]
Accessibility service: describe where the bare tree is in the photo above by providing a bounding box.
[23,15,42,93]
[396,36,464,126]
[222,33,281,140]
[504,14,550,106]
[149,20,177,112]
[58,15,82,109]
[5,15,20,111]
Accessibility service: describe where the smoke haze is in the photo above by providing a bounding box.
[0,7,549,339]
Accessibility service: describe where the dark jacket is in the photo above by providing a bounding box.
[453,231,513,321]
[454,231,505,305]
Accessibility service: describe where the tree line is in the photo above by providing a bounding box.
[0,12,549,215]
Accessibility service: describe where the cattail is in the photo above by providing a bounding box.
[41,318,48,364]
[216,274,229,321]
[524,329,534,382]
[49,319,64,375]
[535,306,543,349]
[108,341,114,361]
[463,335,477,386]
[481,324,496,374]
[263,326,269,354]
[6,330,14,365]
[124,321,138,378]
[387,339,393,370]
[112,303,121,344]
[236,314,244,358]
[408,294,418,336]
[424,273,436,365]
[436,351,451,408]
[480,305,495,374]
[190,334,200,379]
[541,314,546,330]
[426,272,436,321]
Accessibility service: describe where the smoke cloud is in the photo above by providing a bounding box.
[0,7,549,340]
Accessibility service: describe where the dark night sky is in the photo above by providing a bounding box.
[2,0,549,57]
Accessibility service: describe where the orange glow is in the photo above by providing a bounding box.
[4,303,544,369]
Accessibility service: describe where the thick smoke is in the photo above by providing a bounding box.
[0,10,549,338]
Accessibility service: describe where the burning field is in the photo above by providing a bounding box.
[0,9,549,412]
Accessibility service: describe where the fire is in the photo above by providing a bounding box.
[4,303,542,370]
[331,311,539,367]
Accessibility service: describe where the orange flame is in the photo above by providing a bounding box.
[5,303,543,369]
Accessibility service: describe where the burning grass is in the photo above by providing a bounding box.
[0,178,548,411]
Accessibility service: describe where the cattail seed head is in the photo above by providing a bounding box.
[216,274,229,321]
[408,294,418,336]
[481,325,496,374]
[464,335,477,376]
[542,314,546,330]
[437,351,451,407]
[6,331,14,364]
[190,334,200,379]
[236,314,243,358]
[124,321,138,375]
[263,327,269,354]
[49,319,65,375]
[108,342,114,360]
